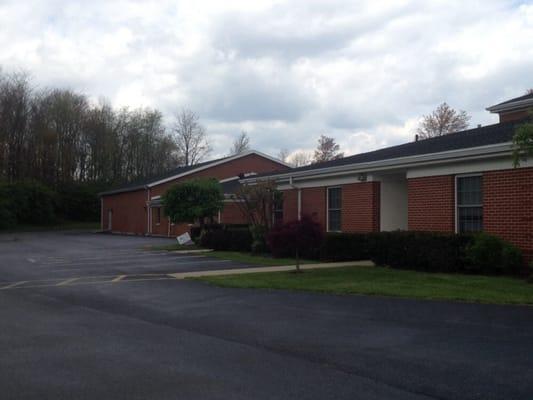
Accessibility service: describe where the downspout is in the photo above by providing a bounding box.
[146,186,151,236]
[289,176,302,221]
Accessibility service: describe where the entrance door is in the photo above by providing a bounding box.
[108,210,112,231]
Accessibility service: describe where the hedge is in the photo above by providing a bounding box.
[0,181,102,229]
[319,230,524,276]
[199,225,253,252]
[0,181,57,226]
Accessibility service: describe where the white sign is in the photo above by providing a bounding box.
[176,232,193,245]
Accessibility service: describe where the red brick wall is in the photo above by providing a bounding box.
[282,189,299,222]
[484,167,533,260]
[151,207,168,236]
[301,187,326,228]
[101,189,148,234]
[102,153,288,235]
[281,182,380,233]
[341,182,380,233]
[499,109,531,123]
[219,201,247,224]
[408,175,455,232]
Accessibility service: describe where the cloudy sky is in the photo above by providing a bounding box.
[1,0,532,159]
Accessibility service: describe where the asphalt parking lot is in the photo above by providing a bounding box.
[1,231,533,400]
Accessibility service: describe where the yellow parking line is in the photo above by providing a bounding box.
[56,277,79,287]
[111,275,126,283]
[0,281,27,290]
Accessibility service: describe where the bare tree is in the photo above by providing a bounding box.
[313,135,344,163]
[526,88,533,95]
[277,148,289,163]
[416,102,471,139]
[173,109,211,166]
[230,131,250,155]
[289,151,313,167]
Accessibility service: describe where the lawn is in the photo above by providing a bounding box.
[198,266,533,305]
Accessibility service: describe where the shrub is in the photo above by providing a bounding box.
[0,181,57,226]
[369,231,473,273]
[267,216,323,263]
[465,233,523,275]
[199,226,252,252]
[56,184,102,222]
[0,197,16,229]
[320,233,371,262]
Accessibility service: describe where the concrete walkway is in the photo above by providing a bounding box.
[168,260,373,279]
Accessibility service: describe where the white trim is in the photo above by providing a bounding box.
[219,172,257,183]
[148,150,290,188]
[297,189,302,221]
[326,186,342,233]
[406,156,526,179]
[147,188,151,235]
[454,173,483,234]
[486,98,533,113]
[244,142,513,185]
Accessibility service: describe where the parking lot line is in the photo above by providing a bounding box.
[111,275,126,283]
[56,277,79,287]
[0,281,28,290]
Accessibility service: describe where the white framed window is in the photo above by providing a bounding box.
[155,207,161,225]
[455,174,483,233]
[327,187,342,232]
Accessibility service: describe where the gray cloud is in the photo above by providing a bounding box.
[0,0,531,158]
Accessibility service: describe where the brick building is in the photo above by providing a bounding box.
[244,93,533,259]
[99,151,290,236]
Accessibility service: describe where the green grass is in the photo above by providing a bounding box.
[207,251,315,266]
[198,266,533,305]
[0,221,100,233]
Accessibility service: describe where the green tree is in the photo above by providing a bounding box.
[512,119,533,167]
[162,178,223,228]
[233,180,282,253]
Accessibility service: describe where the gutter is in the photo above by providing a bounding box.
[486,98,533,113]
[242,142,514,184]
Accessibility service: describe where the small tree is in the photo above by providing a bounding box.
[162,178,223,228]
[290,151,313,167]
[313,135,344,163]
[233,180,281,253]
[230,131,251,155]
[267,216,323,272]
[512,118,533,167]
[277,148,289,163]
[416,102,470,139]
[173,108,211,166]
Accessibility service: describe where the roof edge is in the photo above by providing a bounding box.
[486,97,533,113]
[242,141,514,184]
[99,150,290,196]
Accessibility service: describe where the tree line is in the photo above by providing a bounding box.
[0,71,211,188]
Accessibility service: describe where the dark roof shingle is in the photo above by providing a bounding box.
[253,120,523,179]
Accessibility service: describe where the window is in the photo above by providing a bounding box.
[155,207,161,225]
[327,187,342,232]
[456,175,483,233]
[273,197,284,226]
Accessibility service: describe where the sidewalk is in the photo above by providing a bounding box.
[168,260,373,279]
